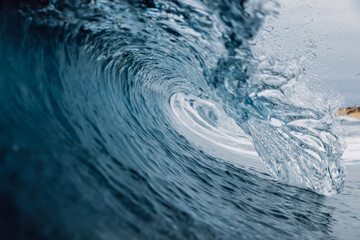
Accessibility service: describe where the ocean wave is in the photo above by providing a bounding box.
[0,0,349,239]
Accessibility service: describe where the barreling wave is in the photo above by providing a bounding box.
[0,0,346,239]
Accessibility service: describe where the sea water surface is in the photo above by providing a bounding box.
[0,0,359,239]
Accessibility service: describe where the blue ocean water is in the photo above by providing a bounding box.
[0,0,359,239]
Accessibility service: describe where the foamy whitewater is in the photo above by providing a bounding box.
[0,0,359,239]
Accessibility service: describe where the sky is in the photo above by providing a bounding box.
[254,0,360,106]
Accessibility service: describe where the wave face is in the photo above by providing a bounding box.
[0,0,346,239]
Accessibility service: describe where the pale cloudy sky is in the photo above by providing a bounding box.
[254,0,360,106]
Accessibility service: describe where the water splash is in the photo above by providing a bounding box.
[205,1,345,194]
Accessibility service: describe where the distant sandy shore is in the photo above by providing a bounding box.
[337,107,360,119]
